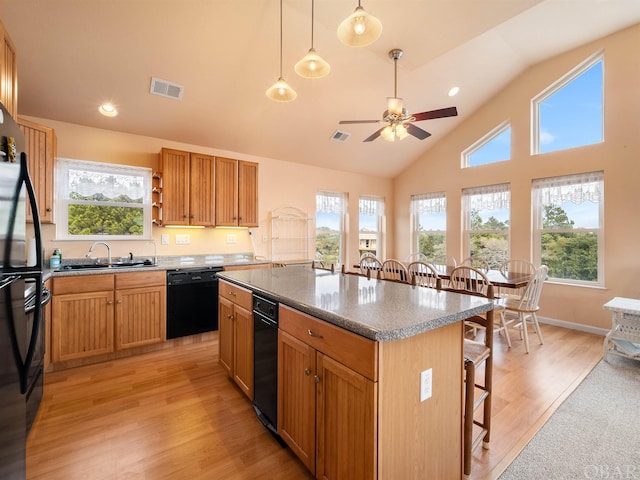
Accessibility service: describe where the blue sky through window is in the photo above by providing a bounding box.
[468,127,511,167]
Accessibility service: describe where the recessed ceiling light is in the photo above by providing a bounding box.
[448,87,460,97]
[98,103,118,117]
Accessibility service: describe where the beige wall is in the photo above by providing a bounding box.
[393,24,640,331]
[23,116,392,268]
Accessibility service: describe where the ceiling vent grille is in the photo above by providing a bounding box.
[150,77,184,100]
[331,130,351,142]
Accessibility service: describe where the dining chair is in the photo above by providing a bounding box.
[499,265,548,353]
[498,259,536,299]
[407,261,441,289]
[405,252,428,263]
[359,254,383,277]
[460,256,490,273]
[439,265,495,478]
[380,259,409,283]
[312,260,334,272]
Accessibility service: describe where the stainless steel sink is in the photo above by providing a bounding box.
[57,260,154,271]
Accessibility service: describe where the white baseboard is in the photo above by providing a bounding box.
[538,316,608,336]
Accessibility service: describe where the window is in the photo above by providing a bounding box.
[532,171,603,286]
[411,192,447,260]
[462,184,510,268]
[462,122,511,167]
[358,196,385,258]
[315,191,347,266]
[56,159,152,240]
[533,54,603,154]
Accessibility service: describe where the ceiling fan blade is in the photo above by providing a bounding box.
[363,127,385,142]
[406,123,432,140]
[339,120,380,124]
[412,106,458,122]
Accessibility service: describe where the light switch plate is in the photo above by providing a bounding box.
[176,234,190,245]
[161,234,169,245]
[227,234,236,244]
[420,368,433,402]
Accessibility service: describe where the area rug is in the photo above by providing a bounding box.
[499,355,640,480]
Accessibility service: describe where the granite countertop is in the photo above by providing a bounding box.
[218,265,494,342]
[49,254,271,277]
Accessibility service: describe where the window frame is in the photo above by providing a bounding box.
[358,195,385,259]
[461,120,511,168]
[531,171,604,287]
[410,192,447,260]
[55,158,153,240]
[531,51,604,155]
[315,190,348,267]
[462,183,511,267]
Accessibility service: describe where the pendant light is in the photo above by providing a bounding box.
[337,0,382,47]
[295,0,330,79]
[266,0,297,102]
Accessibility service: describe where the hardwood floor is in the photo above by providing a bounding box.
[27,325,603,480]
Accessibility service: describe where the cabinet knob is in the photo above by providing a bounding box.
[107,300,113,305]
[314,375,321,384]
[304,368,312,376]
[229,291,236,296]
[116,300,122,304]
[307,329,324,339]
[228,314,234,320]
[46,208,52,212]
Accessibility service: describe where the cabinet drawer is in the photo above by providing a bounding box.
[219,279,252,310]
[53,274,115,295]
[116,270,166,289]
[279,304,378,381]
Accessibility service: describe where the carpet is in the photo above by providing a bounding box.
[499,355,640,480]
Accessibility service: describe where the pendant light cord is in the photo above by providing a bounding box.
[279,0,283,77]
[393,57,398,98]
[311,0,315,49]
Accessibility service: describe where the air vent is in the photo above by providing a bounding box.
[150,77,184,100]
[331,130,351,143]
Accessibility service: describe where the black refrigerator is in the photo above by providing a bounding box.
[0,101,46,479]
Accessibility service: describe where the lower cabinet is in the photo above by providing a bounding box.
[278,305,377,480]
[52,271,166,363]
[218,279,254,399]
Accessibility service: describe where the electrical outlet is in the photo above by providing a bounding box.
[262,234,268,243]
[176,234,190,245]
[161,234,169,245]
[227,234,237,244]
[420,368,433,402]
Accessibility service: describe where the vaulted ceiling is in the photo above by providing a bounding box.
[2,0,639,178]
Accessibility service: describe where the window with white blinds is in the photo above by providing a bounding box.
[359,196,385,258]
[316,191,347,266]
[410,192,447,260]
[462,183,510,268]
[532,171,603,285]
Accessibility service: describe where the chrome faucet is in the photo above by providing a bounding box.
[86,241,112,265]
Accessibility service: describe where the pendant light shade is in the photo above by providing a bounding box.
[266,0,297,102]
[266,77,297,102]
[296,0,330,79]
[337,2,382,47]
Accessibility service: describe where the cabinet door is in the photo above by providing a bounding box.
[19,118,56,224]
[51,291,114,362]
[233,303,254,399]
[316,353,377,480]
[115,285,166,350]
[189,152,215,226]
[214,157,237,226]
[238,161,258,227]
[0,21,18,117]
[218,295,234,376]
[160,148,190,225]
[278,330,316,473]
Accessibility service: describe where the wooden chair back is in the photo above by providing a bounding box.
[408,261,441,289]
[380,259,409,283]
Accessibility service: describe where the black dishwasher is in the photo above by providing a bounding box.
[166,266,223,339]
[253,293,281,440]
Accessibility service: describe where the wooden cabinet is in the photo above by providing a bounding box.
[278,305,377,479]
[52,271,166,363]
[215,157,258,227]
[0,20,18,117]
[18,118,56,224]
[158,148,215,226]
[218,279,253,399]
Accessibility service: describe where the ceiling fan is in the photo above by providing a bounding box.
[339,49,458,142]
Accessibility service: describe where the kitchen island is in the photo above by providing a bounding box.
[218,265,493,480]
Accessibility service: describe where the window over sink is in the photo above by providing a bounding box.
[55,158,152,240]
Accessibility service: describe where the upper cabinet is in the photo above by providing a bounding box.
[158,148,215,226]
[215,157,258,227]
[0,21,18,117]
[18,118,57,224]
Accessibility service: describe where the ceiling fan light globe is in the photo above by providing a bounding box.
[266,77,297,102]
[387,97,404,116]
[380,125,395,142]
[337,6,382,47]
[396,124,410,140]
[295,48,331,79]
